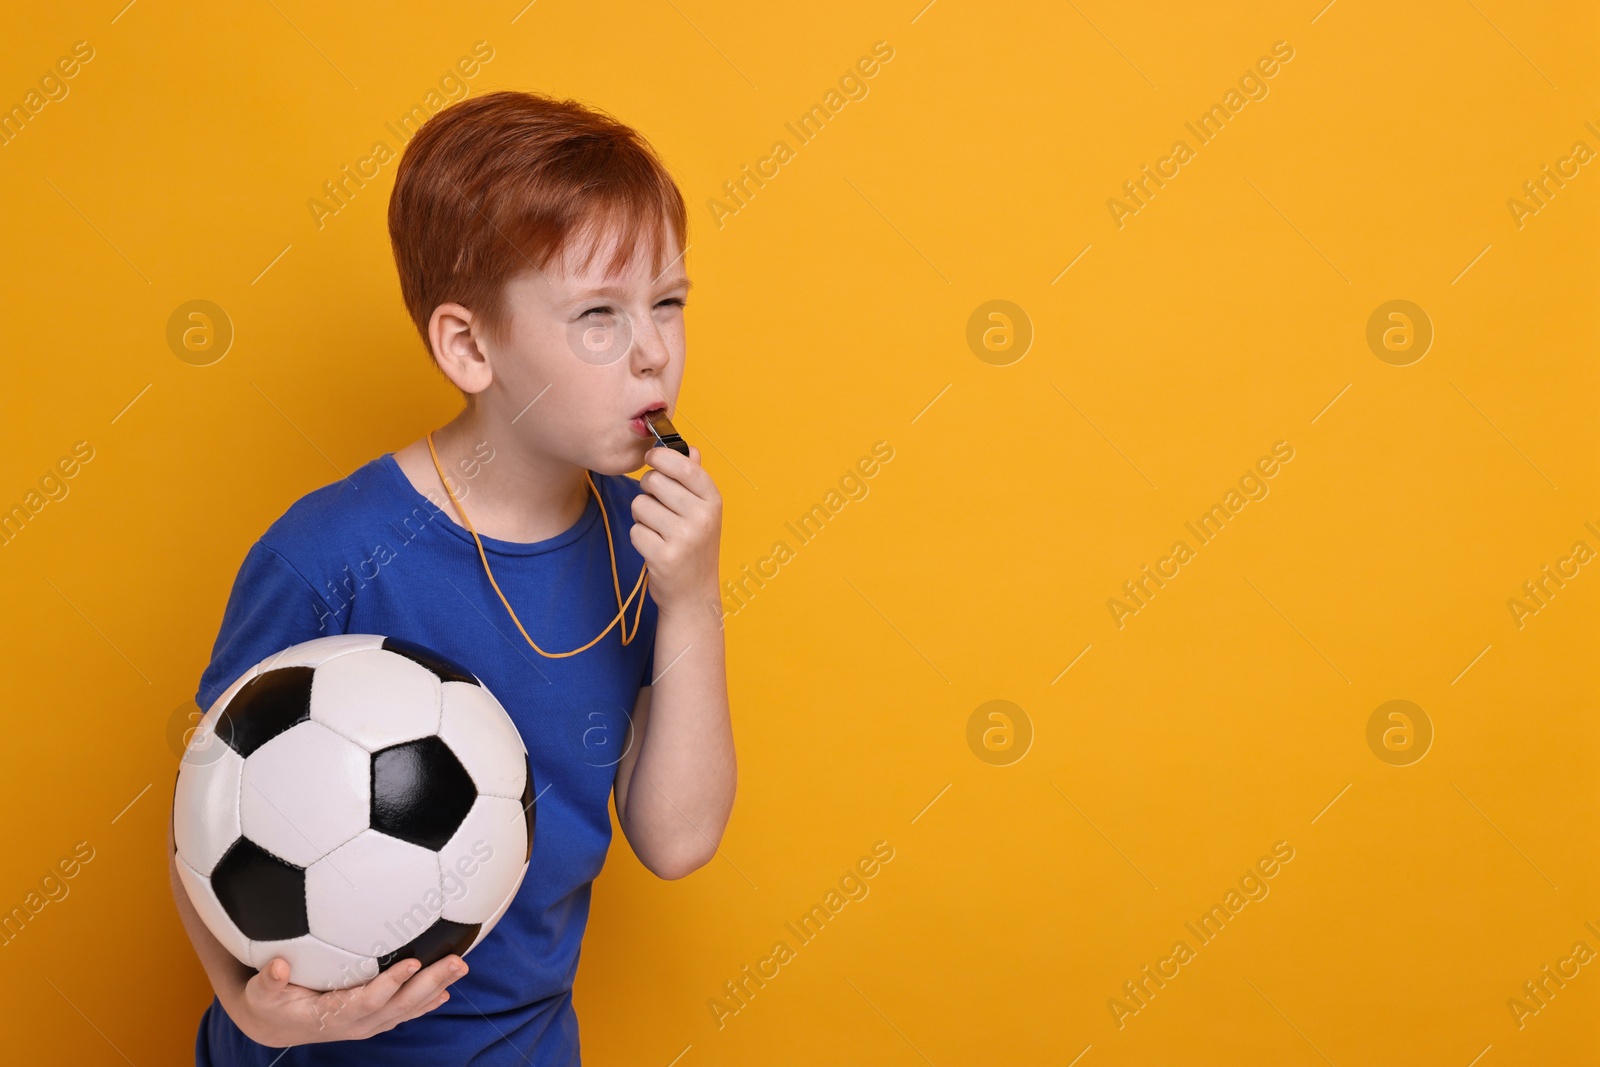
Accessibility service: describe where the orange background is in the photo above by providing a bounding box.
[1,1,1596,1063]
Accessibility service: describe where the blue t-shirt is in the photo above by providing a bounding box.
[191,451,657,1066]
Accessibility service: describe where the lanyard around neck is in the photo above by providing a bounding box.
[427,431,648,658]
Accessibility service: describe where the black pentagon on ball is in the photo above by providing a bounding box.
[381,636,479,685]
[211,837,308,941]
[371,736,477,850]
[520,752,536,864]
[217,667,314,758]
[376,917,480,973]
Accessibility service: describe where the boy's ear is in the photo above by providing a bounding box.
[428,302,493,395]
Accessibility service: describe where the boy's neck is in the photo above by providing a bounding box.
[398,408,593,545]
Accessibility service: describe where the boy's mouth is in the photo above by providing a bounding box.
[628,403,668,439]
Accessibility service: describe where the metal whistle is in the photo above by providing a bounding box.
[643,411,690,457]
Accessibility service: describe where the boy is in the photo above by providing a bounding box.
[169,90,736,1065]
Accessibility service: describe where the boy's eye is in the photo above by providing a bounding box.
[656,298,686,309]
[581,306,614,319]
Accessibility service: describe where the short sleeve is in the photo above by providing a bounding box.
[194,540,343,713]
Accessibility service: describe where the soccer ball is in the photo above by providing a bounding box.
[171,634,534,991]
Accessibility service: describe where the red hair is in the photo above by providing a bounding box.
[387,90,687,353]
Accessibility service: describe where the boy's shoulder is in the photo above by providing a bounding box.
[256,452,426,561]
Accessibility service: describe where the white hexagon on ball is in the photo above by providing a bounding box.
[311,648,442,751]
[239,721,369,868]
[308,829,443,958]
[439,682,527,799]
[172,744,244,876]
[438,794,531,925]
[249,934,381,991]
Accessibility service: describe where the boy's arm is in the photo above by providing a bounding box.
[176,537,468,1044]
[614,605,735,879]
[168,814,254,1016]
[617,446,736,879]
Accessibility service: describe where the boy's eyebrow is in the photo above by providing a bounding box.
[569,277,693,299]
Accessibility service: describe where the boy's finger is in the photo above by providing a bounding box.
[647,444,701,475]
[353,958,424,1013]
[647,446,712,497]
[630,494,683,539]
[628,520,666,559]
[382,956,468,1020]
[640,469,696,515]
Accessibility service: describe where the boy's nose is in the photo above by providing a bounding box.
[629,318,672,371]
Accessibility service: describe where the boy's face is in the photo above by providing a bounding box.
[478,220,689,476]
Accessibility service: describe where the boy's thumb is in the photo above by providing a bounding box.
[260,957,289,986]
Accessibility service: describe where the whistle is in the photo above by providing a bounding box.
[643,411,690,457]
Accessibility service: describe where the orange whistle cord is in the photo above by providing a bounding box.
[426,430,649,658]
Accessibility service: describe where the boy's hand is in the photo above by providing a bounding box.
[229,954,466,1046]
[631,445,722,617]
